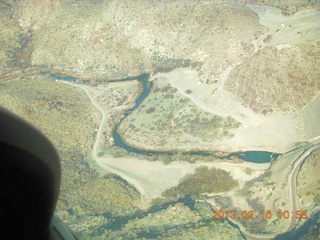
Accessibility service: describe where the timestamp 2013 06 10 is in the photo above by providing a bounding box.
[212,209,308,220]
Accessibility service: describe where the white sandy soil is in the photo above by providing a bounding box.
[152,68,299,153]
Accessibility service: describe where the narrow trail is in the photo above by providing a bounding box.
[59,81,148,202]
[58,80,269,206]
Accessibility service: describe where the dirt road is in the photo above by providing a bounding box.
[59,81,268,205]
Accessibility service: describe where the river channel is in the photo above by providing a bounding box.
[41,71,279,163]
[111,74,280,163]
[43,71,319,239]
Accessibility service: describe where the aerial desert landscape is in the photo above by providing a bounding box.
[0,0,319,239]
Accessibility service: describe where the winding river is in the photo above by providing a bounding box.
[112,74,280,163]
[42,71,319,239]
[41,71,279,163]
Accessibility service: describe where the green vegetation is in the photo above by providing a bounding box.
[226,42,320,114]
[84,202,244,239]
[245,167,253,175]
[263,34,273,43]
[300,215,320,240]
[151,55,196,74]
[162,155,173,165]
[96,80,142,126]
[0,2,22,74]
[2,1,318,238]
[247,198,265,212]
[119,79,241,152]
[0,76,141,237]
[239,180,254,198]
[64,174,140,215]
[170,152,218,164]
[58,173,141,236]
[242,217,268,234]
[314,194,320,205]
[0,76,100,189]
[298,148,320,208]
[163,166,239,199]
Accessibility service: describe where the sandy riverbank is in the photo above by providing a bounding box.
[95,155,269,204]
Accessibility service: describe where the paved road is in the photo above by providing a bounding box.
[287,145,320,232]
[242,144,320,240]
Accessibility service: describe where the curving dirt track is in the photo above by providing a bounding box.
[58,81,268,206]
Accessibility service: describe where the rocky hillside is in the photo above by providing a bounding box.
[1,0,318,81]
[225,42,320,114]
[252,0,319,15]
[0,1,22,75]
[2,0,263,81]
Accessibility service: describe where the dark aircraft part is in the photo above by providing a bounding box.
[0,107,77,240]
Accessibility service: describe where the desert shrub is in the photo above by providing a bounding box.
[162,156,172,165]
[247,198,265,212]
[164,94,174,99]
[245,168,253,175]
[161,85,172,92]
[163,166,238,199]
[146,107,156,113]
[314,193,320,205]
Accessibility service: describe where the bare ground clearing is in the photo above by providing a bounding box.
[248,4,320,51]
[60,80,269,207]
[96,156,269,205]
[152,68,299,153]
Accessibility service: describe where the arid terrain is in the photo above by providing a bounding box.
[0,0,319,239]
